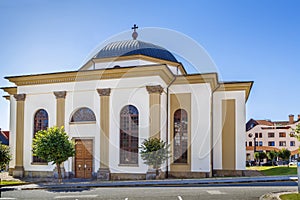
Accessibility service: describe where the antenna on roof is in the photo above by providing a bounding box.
[132,24,138,40]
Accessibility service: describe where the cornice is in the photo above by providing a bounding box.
[174,73,218,91]
[5,65,175,86]
[216,81,253,102]
[3,95,10,100]
[1,87,17,95]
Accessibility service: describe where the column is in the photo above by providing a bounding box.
[146,85,163,139]
[97,88,111,180]
[13,93,26,178]
[53,91,67,127]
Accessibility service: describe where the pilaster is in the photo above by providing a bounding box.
[146,85,163,139]
[13,93,26,178]
[96,88,111,180]
[54,91,67,127]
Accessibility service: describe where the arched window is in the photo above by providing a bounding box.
[70,107,96,123]
[33,109,48,163]
[120,105,139,165]
[173,109,188,163]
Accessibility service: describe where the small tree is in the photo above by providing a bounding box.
[293,123,300,140]
[278,148,291,167]
[254,151,266,166]
[0,142,11,171]
[140,138,170,176]
[32,126,75,182]
[267,150,278,166]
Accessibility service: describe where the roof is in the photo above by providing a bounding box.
[246,118,294,131]
[291,149,299,156]
[95,40,178,63]
[246,146,279,151]
[0,130,9,145]
[247,146,300,156]
[256,120,274,126]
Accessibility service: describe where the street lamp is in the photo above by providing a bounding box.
[253,136,257,153]
[249,133,257,165]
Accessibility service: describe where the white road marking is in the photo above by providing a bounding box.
[125,198,128,200]
[177,196,183,200]
[0,198,16,200]
[207,190,225,195]
[54,195,98,199]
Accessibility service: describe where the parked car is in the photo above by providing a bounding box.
[246,161,250,167]
[289,160,297,166]
[262,161,278,166]
[277,160,289,166]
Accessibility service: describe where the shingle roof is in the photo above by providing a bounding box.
[246,146,279,151]
[291,149,299,155]
[255,120,274,126]
[95,40,178,63]
[0,131,8,145]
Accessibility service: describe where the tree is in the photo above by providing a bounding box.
[267,150,278,166]
[0,142,11,171]
[293,123,300,140]
[278,148,291,167]
[32,126,75,182]
[254,151,266,166]
[140,138,170,176]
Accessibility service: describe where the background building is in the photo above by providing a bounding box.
[246,114,300,162]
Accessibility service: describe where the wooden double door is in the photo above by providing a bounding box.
[75,139,93,179]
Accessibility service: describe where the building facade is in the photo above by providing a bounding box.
[2,29,252,179]
[246,115,300,162]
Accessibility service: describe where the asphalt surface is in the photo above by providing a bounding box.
[0,175,298,199]
[1,182,297,200]
[1,175,297,191]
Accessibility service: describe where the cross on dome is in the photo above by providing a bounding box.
[131,24,138,40]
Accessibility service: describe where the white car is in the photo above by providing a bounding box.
[289,160,297,166]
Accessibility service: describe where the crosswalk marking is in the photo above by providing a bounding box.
[207,190,225,195]
[54,195,98,199]
[177,196,183,200]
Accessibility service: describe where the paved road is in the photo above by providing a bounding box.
[0,181,298,200]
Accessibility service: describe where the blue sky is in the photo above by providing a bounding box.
[0,0,299,130]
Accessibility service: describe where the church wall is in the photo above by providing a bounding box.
[109,85,149,174]
[169,83,212,173]
[159,92,168,171]
[213,90,246,170]
[8,96,16,171]
[65,90,100,174]
[23,92,56,171]
[15,75,168,175]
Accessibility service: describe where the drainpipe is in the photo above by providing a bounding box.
[210,82,220,177]
[92,59,96,70]
[165,65,179,178]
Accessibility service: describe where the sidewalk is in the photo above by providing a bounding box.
[1,175,298,191]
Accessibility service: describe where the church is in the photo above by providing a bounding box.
[1,26,253,180]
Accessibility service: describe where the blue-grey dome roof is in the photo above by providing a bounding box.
[95,40,178,63]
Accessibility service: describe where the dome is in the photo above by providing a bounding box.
[95,40,178,63]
